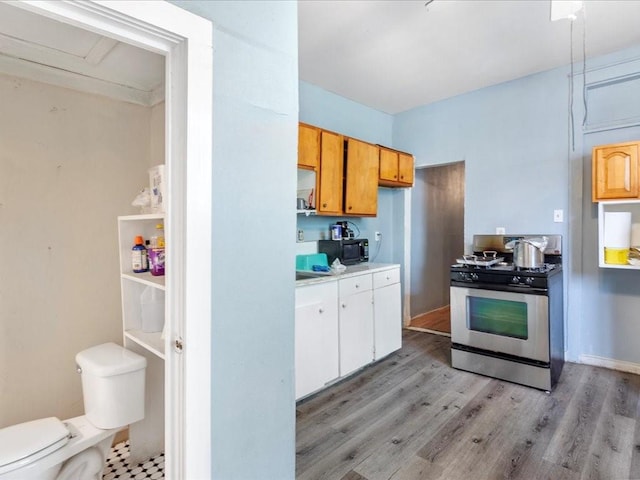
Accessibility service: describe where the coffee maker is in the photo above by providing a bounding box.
[337,221,354,239]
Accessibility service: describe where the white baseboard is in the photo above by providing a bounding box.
[578,354,640,375]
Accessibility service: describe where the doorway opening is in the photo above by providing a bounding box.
[408,161,464,336]
[2,2,212,478]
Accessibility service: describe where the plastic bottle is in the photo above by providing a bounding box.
[140,286,165,333]
[149,224,165,276]
[132,235,148,273]
[155,224,165,248]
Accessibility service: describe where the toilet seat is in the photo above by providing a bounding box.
[0,417,70,475]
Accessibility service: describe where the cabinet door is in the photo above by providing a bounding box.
[295,283,339,399]
[593,142,639,201]
[373,282,402,360]
[317,130,344,215]
[398,153,414,185]
[298,123,320,170]
[345,138,379,216]
[379,148,398,182]
[339,289,374,376]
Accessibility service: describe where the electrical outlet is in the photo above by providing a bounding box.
[297,229,304,242]
[496,227,506,235]
[554,209,564,223]
[375,231,382,241]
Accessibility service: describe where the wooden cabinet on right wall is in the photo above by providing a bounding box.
[378,147,414,187]
[592,141,640,202]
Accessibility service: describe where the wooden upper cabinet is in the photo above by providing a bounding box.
[316,130,344,215]
[298,123,320,170]
[592,141,640,202]
[344,138,379,216]
[379,148,398,182]
[398,153,414,185]
[378,147,414,187]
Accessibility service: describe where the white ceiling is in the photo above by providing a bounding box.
[3,1,640,113]
[0,2,164,106]
[298,0,640,114]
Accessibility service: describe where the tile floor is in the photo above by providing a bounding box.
[102,441,164,480]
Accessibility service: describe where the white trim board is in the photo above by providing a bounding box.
[579,354,640,375]
[8,2,213,478]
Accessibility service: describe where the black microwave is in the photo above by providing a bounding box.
[318,239,369,266]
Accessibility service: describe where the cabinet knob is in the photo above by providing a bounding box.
[318,307,324,314]
[400,175,404,180]
[348,206,352,210]
[322,203,327,208]
[394,175,397,179]
[386,276,390,280]
[341,303,346,308]
[355,284,359,288]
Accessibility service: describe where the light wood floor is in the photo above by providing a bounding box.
[408,306,451,335]
[296,330,640,480]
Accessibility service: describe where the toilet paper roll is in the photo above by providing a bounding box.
[604,212,632,248]
[631,223,640,247]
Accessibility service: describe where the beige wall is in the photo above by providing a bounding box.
[0,73,164,427]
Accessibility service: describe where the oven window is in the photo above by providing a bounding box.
[467,296,528,340]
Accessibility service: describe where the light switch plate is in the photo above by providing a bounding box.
[554,209,564,223]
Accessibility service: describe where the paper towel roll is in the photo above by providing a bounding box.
[631,223,640,247]
[604,212,632,248]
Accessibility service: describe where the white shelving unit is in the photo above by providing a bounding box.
[597,199,640,269]
[117,213,166,462]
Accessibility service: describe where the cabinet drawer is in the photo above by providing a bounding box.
[296,281,337,308]
[373,268,400,289]
[339,273,372,298]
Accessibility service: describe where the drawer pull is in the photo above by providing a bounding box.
[318,308,324,314]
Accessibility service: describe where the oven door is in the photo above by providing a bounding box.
[450,285,549,363]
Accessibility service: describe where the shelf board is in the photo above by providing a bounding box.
[125,329,165,360]
[598,262,640,270]
[121,272,166,289]
[297,209,317,216]
[118,213,165,221]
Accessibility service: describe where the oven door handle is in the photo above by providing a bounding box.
[450,281,548,295]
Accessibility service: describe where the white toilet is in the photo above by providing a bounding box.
[0,343,146,480]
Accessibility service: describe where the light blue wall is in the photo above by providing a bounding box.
[394,43,640,367]
[171,2,297,478]
[298,82,405,265]
[394,67,570,242]
[574,46,640,366]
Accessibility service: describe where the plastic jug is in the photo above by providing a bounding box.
[140,286,165,333]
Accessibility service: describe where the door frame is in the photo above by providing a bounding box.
[12,1,213,477]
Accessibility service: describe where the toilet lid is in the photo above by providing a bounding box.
[0,417,70,473]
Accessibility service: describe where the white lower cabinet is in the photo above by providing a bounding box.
[373,268,402,360]
[339,273,374,376]
[295,265,401,400]
[295,282,339,400]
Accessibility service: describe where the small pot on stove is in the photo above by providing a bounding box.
[511,238,547,268]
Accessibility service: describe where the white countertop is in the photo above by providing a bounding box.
[295,263,400,286]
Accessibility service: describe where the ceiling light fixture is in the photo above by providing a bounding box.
[550,0,583,22]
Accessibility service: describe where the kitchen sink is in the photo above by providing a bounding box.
[295,270,332,281]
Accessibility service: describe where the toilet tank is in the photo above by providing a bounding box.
[75,343,147,429]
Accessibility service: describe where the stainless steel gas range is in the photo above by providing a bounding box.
[450,234,564,391]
